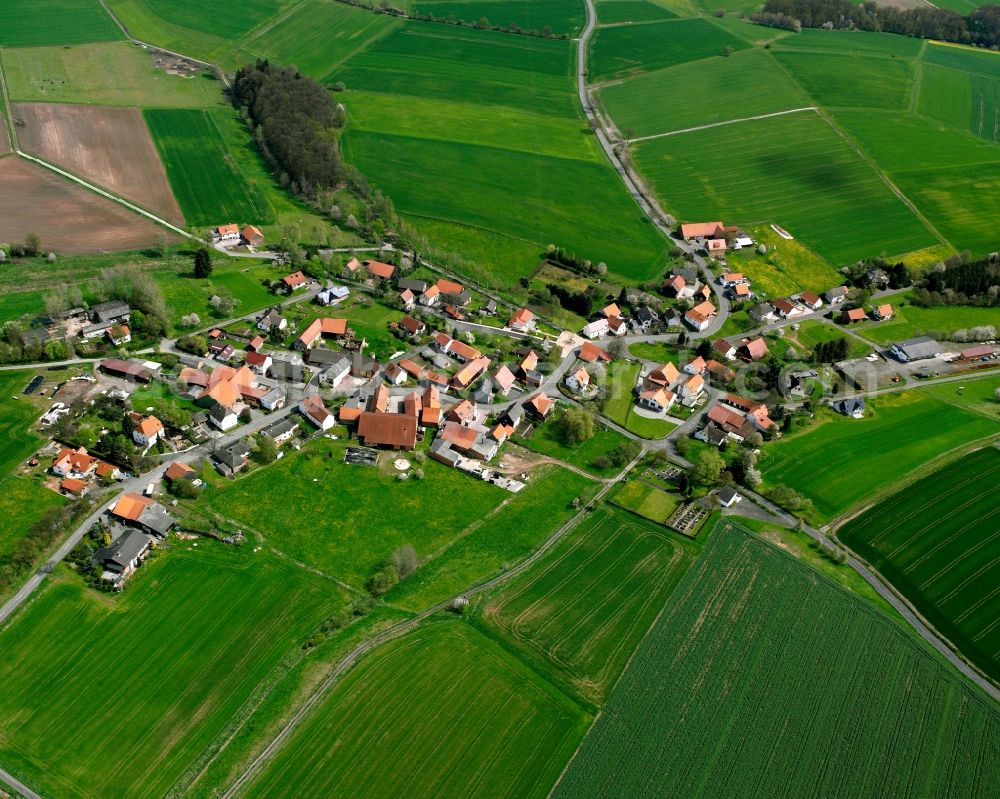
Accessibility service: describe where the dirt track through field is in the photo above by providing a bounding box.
[13,102,184,224]
[0,157,174,253]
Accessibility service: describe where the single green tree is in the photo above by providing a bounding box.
[193,248,213,279]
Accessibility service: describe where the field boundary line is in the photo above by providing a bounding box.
[626,106,818,143]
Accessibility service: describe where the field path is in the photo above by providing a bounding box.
[627,106,818,143]
[0,765,42,799]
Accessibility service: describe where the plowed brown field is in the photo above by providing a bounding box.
[0,157,175,253]
[13,102,183,224]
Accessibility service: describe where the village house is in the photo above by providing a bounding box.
[421,385,442,426]
[96,462,124,482]
[384,363,407,386]
[846,307,867,323]
[165,461,196,482]
[508,308,536,332]
[706,359,736,383]
[873,304,894,321]
[217,223,240,242]
[351,351,380,379]
[678,373,705,405]
[581,318,610,339]
[730,283,753,301]
[282,271,308,292]
[713,339,737,361]
[95,528,151,589]
[438,422,498,461]
[639,386,675,414]
[365,260,396,281]
[680,221,725,240]
[525,393,555,419]
[397,277,428,295]
[257,307,288,333]
[707,238,727,256]
[107,324,131,346]
[214,440,251,476]
[824,285,849,305]
[319,354,353,388]
[493,365,517,394]
[832,397,866,419]
[632,306,658,332]
[798,291,823,310]
[109,493,174,536]
[132,415,164,447]
[565,366,590,393]
[247,335,265,352]
[684,300,717,332]
[717,486,742,508]
[647,362,680,389]
[720,394,774,434]
[434,279,472,306]
[60,477,89,497]
[446,399,478,426]
[400,315,425,338]
[242,225,265,247]
[684,356,706,375]
[738,337,769,361]
[398,288,415,310]
[295,318,352,350]
[357,411,418,450]
[451,356,491,390]
[748,302,777,324]
[245,350,273,375]
[52,446,97,478]
[399,359,424,380]
[578,341,611,363]
[262,417,298,446]
[317,284,350,306]
[774,298,804,320]
[299,395,336,431]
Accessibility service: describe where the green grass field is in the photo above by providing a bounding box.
[0,371,68,567]
[634,112,937,264]
[773,28,924,58]
[920,64,973,128]
[792,319,872,359]
[589,18,749,81]
[858,301,1000,344]
[774,50,915,110]
[761,389,999,522]
[1,42,226,107]
[386,464,597,610]
[224,0,401,76]
[597,0,678,23]
[839,445,1000,683]
[483,505,694,702]
[513,413,632,475]
[104,0,234,62]
[0,0,122,47]
[144,108,275,227]
[0,543,341,799]
[207,437,507,587]
[552,521,1000,798]
[206,438,596,601]
[336,22,666,286]
[725,224,844,296]
[413,0,586,34]
[598,49,808,139]
[611,478,680,523]
[138,0,283,38]
[242,620,590,799]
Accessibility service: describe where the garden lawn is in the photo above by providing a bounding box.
[552,521,1000,799]
[839,446,1000,683]
[599,360,641,426]
[482,505,695,702]
[157,261,282,332]
[387,464,598,611]
[206,438,507,588]
[612,479,680,523]
[144,108,275,227]
[335,21,667,286]
[2,42,226,107]
[598,49,808,138]
[514,414,633,475]
[588,18,749,81]
[242,620,590,799]
[624,411,676,439]
[0,543,341,799]
[0,0,122,47]
[792,320,872,360]
[627,341,678,363]
[633,112,937,264]
[760,390,999,522]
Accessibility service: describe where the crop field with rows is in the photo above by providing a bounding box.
[552,521,1000,798]
[839,446,1000,683]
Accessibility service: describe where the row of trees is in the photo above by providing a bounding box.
[922,255,1000,305]
[230,61,344,199]
[758,0,1000,48]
